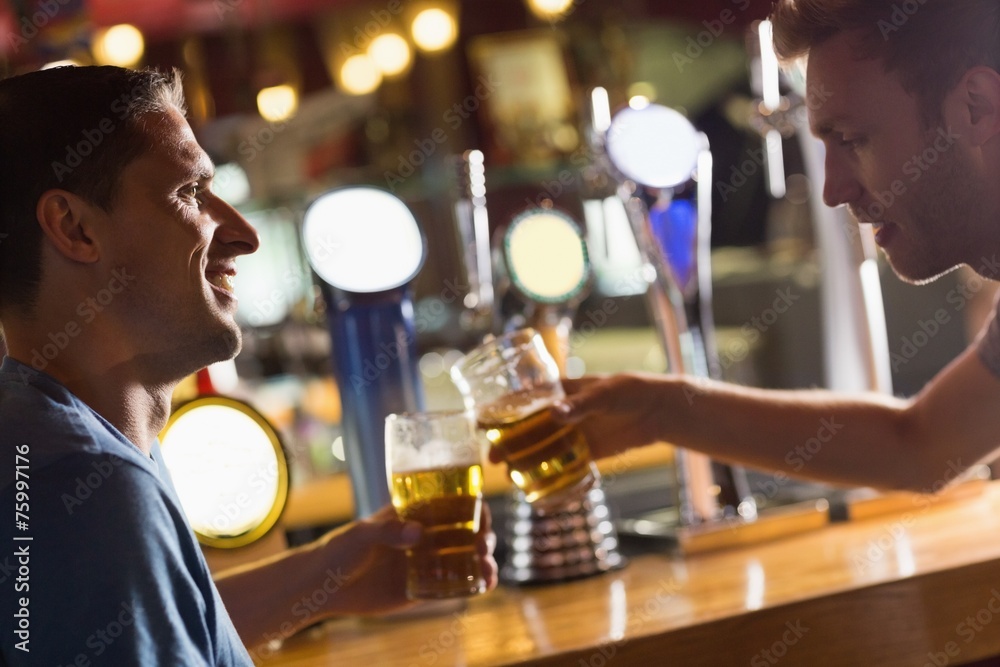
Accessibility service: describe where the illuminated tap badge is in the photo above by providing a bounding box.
[504,208,589,304]
[302,187,425,293]
[606,104,701,189]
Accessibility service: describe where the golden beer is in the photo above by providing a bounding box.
[477,388,595,504]
[390,464,485,599]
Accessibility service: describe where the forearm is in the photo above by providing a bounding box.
[658,376,946,492]
[213,509,426,653]
[214,541,328,651]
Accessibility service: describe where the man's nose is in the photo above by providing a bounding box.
[822,149,862,208]
[211,197,260,256]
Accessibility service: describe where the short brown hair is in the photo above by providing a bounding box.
[771,0,1000,123]
[0,66,186,315]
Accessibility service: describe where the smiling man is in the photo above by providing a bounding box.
[0,66,496,665]
[553,0,1000,495]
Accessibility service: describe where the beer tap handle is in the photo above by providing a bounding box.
[749,19,787,200]
[451,150,495,331]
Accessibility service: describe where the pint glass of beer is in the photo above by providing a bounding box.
[385,411,487,600]
[450,329,598,505]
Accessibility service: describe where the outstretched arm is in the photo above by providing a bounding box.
[555,343,1000,492]
[214,504,498,653]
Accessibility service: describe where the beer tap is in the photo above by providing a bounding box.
[599,98,757,528]
[301,187,427,518]
[449,149,495,334]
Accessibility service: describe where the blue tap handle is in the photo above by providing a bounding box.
[326,285,426,518]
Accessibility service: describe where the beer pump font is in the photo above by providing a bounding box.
[302,187,427,518]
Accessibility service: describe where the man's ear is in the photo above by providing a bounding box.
[35,190,100,264]
[953,66,1000,147]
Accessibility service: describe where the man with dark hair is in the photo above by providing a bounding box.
[557,0,1000,492]
[0,66,496,665]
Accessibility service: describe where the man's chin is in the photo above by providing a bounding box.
[887,257,962,286]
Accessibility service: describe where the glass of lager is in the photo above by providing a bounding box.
[450,328,598,506]
[385,410,487,600]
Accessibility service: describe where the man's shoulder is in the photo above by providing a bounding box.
[0,361,153,486]
[0,450,235,666]
[14,450,172,527]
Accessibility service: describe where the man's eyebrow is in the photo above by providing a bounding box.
[810,114,852,138]
[175,141,215,181]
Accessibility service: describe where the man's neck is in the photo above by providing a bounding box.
[6,341,177,457]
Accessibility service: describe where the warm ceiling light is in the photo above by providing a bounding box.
[340,54,383,95]
[526,0,574,20]
[256,85,298,122]
[92,24,145,68]
[369,33,412,77]
[411,8,457,53]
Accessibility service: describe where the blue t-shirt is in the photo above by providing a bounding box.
[0,358,253,666]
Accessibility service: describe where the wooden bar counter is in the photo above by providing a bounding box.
[258,481,1000,666]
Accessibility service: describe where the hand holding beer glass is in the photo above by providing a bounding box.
[451,329,599,506]
[385,411,488,600]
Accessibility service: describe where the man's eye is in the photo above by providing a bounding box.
[180,184,205,202]
[841,135,867,150]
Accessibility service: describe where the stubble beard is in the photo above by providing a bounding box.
[885,138,988,285]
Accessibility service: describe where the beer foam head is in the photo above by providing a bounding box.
[386,411,482,473]
[390,438,481,473]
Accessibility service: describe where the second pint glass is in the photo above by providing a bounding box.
[451,329,598,505]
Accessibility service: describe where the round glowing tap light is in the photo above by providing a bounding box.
[369,33,412,77]
[160,396,289,549]
[526,0,574,19]
[92,24,145,68]
[256,84,298,122]
[505,209,589,303]
[411,8,457,53]
[340,54,383,95]
[302,187,424,293]
[606,104,701,189]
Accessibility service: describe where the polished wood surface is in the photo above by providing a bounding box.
[259,481,1000,666]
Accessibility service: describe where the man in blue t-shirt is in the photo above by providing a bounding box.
[0,66,497,665]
